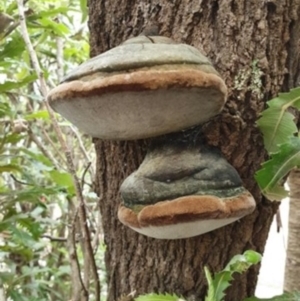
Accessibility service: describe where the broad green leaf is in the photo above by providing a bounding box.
[135,293,183,301]
[8,290,27,301]
[268,87,300,109]
[49,170,75,195]
[1,133,26,145]
[17,217,43,239]
[0,186,59,206]
[0,36,25,60]
[0,74,37,93]
[21,148,53,167]
[9,225,37,247]
[27,7,70,20]
[25,110,50,121]
[257,86,300,153]
[57,264,71,276]
[257,108,297,154]
[0,164,21,173]
[6,1,18,14]
[0,272,14,283]
[255,137,300,201]
[205,250,261,301]
[0,212,43,240]
[28,18,69,36]
[0,102,11,117]
[79,0,88,22]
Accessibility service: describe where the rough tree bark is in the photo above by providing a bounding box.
[284,169,300,292]
[88,1,300,300]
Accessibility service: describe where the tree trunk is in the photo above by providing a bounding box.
[89,0,300,300]
[284,169,300,292]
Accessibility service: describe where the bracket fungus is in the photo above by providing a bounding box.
[47,35,227,140]
[47,34,256,239]
[118,141,255,239]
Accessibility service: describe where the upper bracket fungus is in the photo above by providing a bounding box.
[47,35,227,140]
[47,33,256,239]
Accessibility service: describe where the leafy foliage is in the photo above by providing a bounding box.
[255,87,300,201]
[257,87,300,154]
[0,0,105,300]
[255,137,300,200]
[204,250,261,301]
[133,252,259,301]
[133,251,299,301]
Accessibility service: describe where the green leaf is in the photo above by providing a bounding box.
[225,250,261,271]
[268,87,300,109]
[0,102,11,117]
[6,1,18,14]
[135,293,183,301]
[1,133,26,145]
[243,250,262,263]
[20,148,53,167]
[0,186,59,206]
[205,250,261,301]
[0,164,21,173]
[9,225,37,247]
[49,170,75,195]
[0,74,37,93]
[8,290,28,301]
[25,110,50,121]
[0,271,14,284]
[27,7,70,20]
[28,18,69,36]
[257,109,297,154]
[255,137,300,201]
[79,0,88,22]
[204,267,215,301]
[0,36,25,60]
[257,87,300,153]
[209,271,232,301]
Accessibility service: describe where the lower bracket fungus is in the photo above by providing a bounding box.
[118,138,255,239]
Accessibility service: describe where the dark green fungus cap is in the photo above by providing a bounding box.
[118,144,256,239]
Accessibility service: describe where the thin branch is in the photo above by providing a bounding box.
[81,162,92,189]
[40,123,68,167]
[69,205,88,301]
[56,18,64,82]
[17,1,101,300]
[92,210,102,252]
[10,174,34,186]
[28,127,61,170]
[42,234,68,242]
[70,125,95,177]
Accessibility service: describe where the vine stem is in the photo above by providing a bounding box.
[16,1,101,300]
